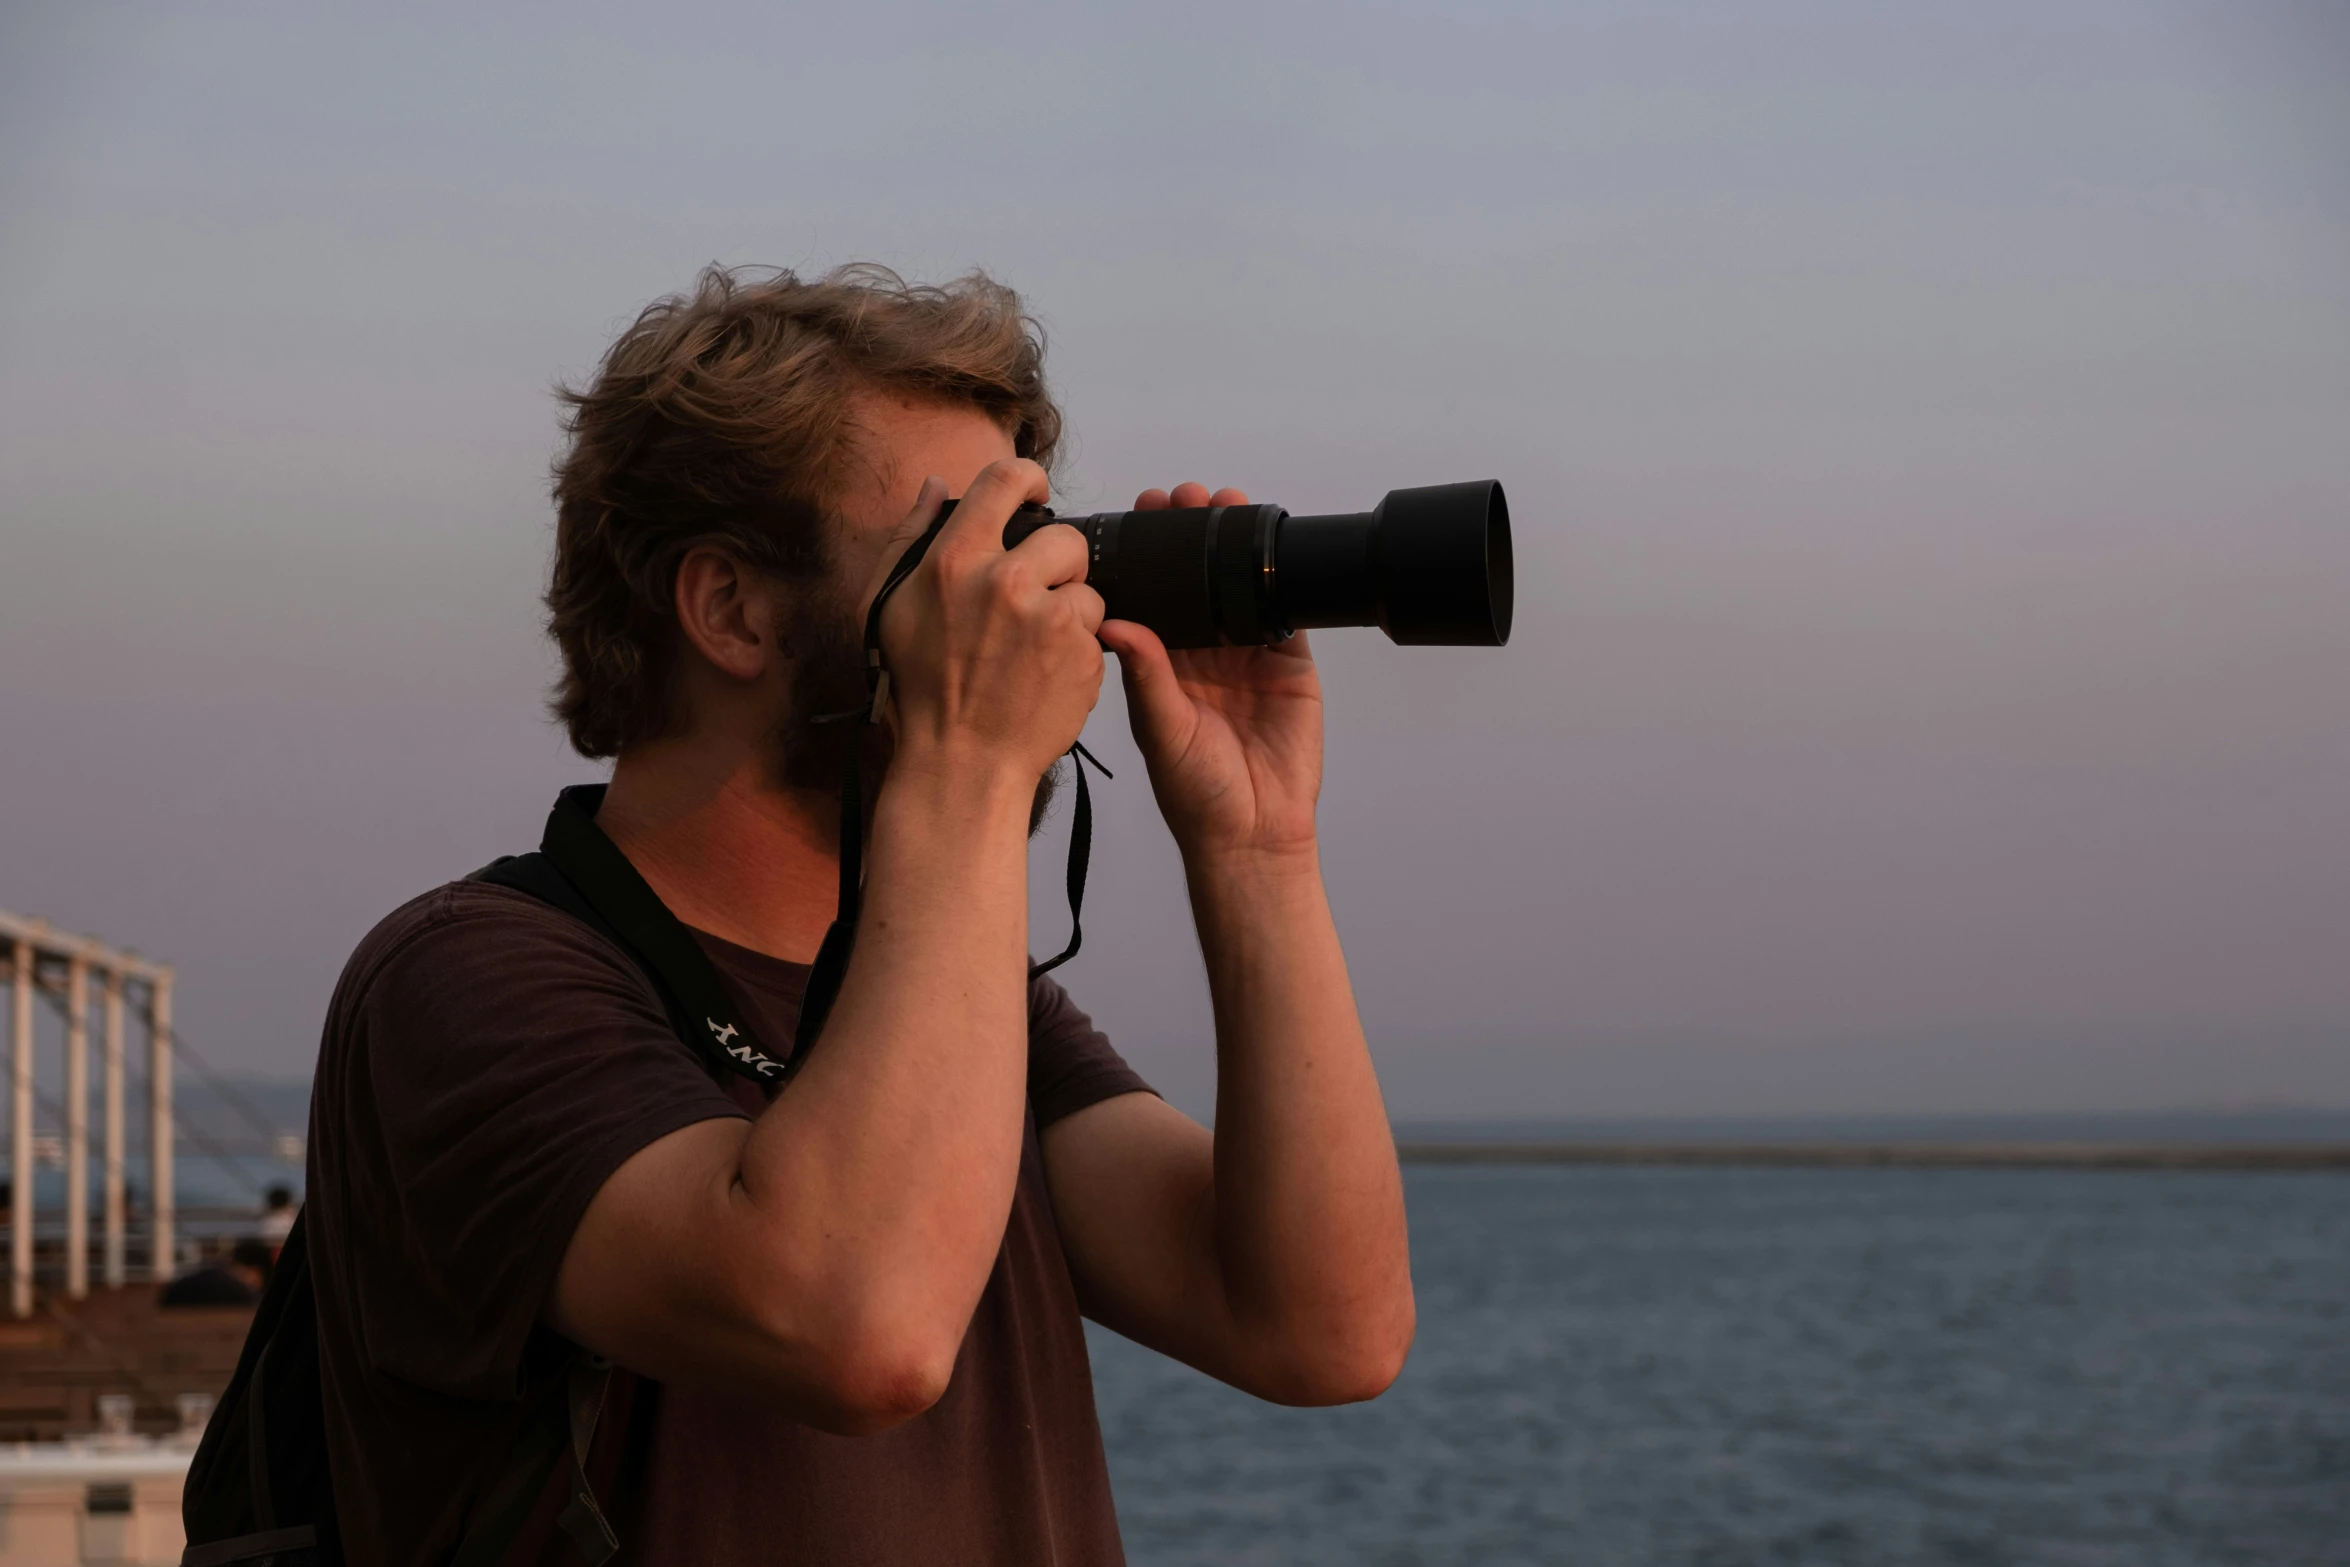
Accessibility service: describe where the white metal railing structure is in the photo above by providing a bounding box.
[0,909,174,1318]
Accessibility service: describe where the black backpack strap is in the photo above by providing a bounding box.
[182,1210,331,1565]
[181,1527,319,1567]
[472,784,791,1086]
[182,1206,610,1567]
[555,1360,620,1561]
[446,1355,617,1567]
[449,784,805,1562]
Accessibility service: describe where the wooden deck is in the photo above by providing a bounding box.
[0,1286,249,1443]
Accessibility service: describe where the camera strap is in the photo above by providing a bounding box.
[476,787,793,1087]
[795,507,1111,1058]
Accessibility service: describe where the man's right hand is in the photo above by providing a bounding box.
[870,459,1105,784]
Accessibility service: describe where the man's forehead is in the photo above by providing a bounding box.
[841,387,1016,495]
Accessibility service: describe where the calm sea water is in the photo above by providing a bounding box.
[1088,1165,2350,1567]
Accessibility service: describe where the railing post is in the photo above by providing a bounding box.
[9,935,32,1319]
[66,955,89,1298]
[104,967,126,1289]
[148,969,174,1286]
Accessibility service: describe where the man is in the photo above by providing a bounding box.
[305,263,1414,1563]
[256,1182,296,1250]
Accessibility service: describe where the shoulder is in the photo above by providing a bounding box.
[335,879,639,1014]
[344,878,623,975]
[315,878,738,1207]
[309,881,744,1404]
[323,878,676,1089]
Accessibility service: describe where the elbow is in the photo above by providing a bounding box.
[708,1233,979,1434]
[1259,1297,1417,1408]
[789,1307,964,1437]
[813,1354,956,1436]
[1346,1318,1416,1403]
[1311,1323,1415,1406]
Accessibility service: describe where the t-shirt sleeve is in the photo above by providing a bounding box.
[1025,974,1154,1129]
[336,884,747,1400]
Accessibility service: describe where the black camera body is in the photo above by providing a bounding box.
[960,480,1512,649]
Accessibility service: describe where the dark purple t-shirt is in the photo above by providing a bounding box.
[305,880,1151,1564]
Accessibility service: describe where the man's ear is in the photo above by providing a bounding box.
[673,546,777,683]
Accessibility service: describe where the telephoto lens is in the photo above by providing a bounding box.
[980,480,1512,649]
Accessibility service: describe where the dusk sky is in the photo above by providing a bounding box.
[3,1,2345,1117]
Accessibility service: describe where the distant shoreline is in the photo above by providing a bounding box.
[1395,1142,2350,1170]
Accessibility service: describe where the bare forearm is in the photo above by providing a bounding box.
[557,756,1040,1423]
[570,753,1039,1420]
[1192,847,1414,1396]
[746,752,1032,1292]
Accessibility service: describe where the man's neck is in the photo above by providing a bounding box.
[594,739,840,964]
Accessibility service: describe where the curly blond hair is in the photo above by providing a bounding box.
[546,263,1062,758]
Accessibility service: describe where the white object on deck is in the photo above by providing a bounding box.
[0,1439,191,1566]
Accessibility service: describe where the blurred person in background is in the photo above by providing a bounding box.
[161,1239,273,1309]
[256,1183,296,1251]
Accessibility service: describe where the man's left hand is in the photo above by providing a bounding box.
[1056,482,1412,1407]
[1096,483,1323,862]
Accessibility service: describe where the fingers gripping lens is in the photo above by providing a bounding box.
[794,480,1516,1058]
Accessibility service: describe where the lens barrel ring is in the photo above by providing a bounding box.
[1208,504,1286,647]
